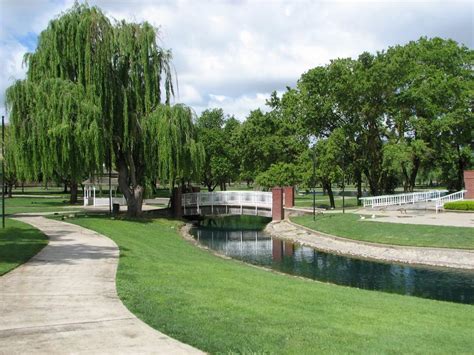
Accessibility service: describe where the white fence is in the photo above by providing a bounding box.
[182,191,272,215]
[84,185,125,206]
[359,190,448,208]
[92,197,126,207]
[435,190,466,213]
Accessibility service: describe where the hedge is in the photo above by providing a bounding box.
[444,200,474,211]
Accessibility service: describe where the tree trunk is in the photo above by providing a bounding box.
[408,157,420,192]
[69,181,78,204]
[324,181,335,209]
[125,185,144,217]
[63,182,68,193]
[355,168,362,206]
[7,184,13,198]
[364,167,380,196]
[456,145,466,191]
[401,164,409,192]
[117,156,144,217]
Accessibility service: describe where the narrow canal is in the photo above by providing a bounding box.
[189,216,474,304]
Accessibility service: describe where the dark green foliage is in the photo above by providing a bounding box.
[284,37,473,195]
[255,162,301,190]
[196,109,240,191]
[237,103,306,184]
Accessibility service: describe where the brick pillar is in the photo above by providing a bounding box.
[272,239,283,261]
[464,170,474,199]
[172,187,183,218]
[272,187,284,221]
[284,186,295,208]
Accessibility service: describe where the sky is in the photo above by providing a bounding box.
[1,0,473,120]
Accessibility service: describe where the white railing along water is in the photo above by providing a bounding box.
[359,190,448,208]
[182,191,272,215]
[435,190,466,213]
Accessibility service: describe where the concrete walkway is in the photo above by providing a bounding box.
[0,216,203,354]
[265,220,474,270]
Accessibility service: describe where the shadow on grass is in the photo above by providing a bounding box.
[0,226,48,275]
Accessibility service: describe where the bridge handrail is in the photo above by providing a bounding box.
[435,190,466,212]
[182,191,273,209]
[359,190,448,208]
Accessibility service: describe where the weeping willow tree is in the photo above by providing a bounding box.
[6,78,102,202]
[5,3,203,215]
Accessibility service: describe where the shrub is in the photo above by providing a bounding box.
[444,200,474,211]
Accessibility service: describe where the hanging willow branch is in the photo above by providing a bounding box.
[6,3,202,214]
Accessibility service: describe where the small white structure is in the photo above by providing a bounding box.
[83,171,125,207]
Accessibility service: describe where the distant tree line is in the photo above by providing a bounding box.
[196,37,473,207]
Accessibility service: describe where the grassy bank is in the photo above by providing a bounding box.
[295,194,359,209]
[4,196,81,214]
[0,218,48,275]
[67,216,473,353]
[291,213,474,249]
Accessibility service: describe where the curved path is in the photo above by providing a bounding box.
[265,220,474,270]
[0,216,203,354]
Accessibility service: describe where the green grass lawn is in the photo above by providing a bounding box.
[11,186,67,195]
[66,216,473,353]
[295,194,359,209]
[0,218,48,275]
[291,213,474,249]
[4,196,82,214]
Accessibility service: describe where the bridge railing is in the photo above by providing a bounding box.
[182,191,273,211]
[435,190,466,213]
[359,190,448,208]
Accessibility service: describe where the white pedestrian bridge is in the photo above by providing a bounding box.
[182,191,273,217]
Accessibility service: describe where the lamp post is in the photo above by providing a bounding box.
[2,115,5,229]
[312,148,316,221]
[309,136,317,221]
[342,169,345,214]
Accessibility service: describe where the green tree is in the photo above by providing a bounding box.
[255,162,301,190]
[2,126,19,198]
[196,108,237,191]
[383,37,473,191]
[6,4,203,215]
[237,95,306,185]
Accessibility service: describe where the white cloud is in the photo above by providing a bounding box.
[177,83,202,105]
[202,92,274,121]
[0,41,29,118]
[1,0,472,120]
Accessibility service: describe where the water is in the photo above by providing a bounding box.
[190,216,474,304]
